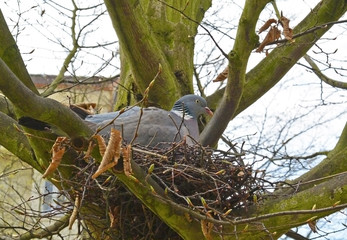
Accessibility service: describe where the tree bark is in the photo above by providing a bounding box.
[104,0,211,109]
[200,0,271,147]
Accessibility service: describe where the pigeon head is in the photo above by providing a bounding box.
[172,94,213,119]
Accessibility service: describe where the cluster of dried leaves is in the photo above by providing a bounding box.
[213,13,294,82]
[42,128,133,229]
[91,128,132,179]
[42,136,68,178]
[43,128,132,180]
[256,14,294,53]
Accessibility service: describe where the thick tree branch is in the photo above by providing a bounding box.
[0,58,92,139]
[0,95,15,118]
[105,0,212,109]
[158,0,227,58]
[19,215,69,240]
[200,0,271,146]
[112,163,347,239]
[104,0,180,109]
[256,172,347,238]
[0,112,40,171]
[288,122,347,188]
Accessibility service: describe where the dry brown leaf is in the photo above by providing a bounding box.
[184,212,192,222]
[201,219,213,240]
[42,137,67,178]
[83,141,95,163]
[256,26,281,53]
[42,148,65,178]
[92,129,122,179]
[75,102,96,110]
[69,191,81,230]
[308,220,317,233]
[108,206,120,228]
[213,67,228,82]
[94,134,106,156]
[280,16,294,42]
[258,18,277,34]
[69,103,96,119]
[92,161,118,180]
[122,144,133,176]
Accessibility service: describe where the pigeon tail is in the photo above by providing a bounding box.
[18,117,52,131]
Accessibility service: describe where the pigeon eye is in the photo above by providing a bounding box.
[195,99,200,103]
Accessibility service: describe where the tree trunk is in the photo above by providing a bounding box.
[104,0,211,109]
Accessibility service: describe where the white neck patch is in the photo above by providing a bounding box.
[171,110,194,120]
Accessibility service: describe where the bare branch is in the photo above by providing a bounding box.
[304,54,347,90]
[41,0,80,97]
[19,215,69,240]
[200,0,270,147]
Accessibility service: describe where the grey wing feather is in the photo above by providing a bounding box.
[86,107,199,147]
[96,108,196,146]
[85,107,141,124]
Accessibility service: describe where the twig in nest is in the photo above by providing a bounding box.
[69,190,81,229]
[122,145,132,176]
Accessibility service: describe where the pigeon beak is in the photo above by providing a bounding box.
[205,107,213,116]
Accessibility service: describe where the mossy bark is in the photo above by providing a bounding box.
[104,0,211,110]
[200,0,269,146]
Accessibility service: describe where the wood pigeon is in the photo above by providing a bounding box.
[85,94,213,146]
[18,95,213,147]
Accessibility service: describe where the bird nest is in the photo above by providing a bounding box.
[68,141,267,239]
[133,143,266,212]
